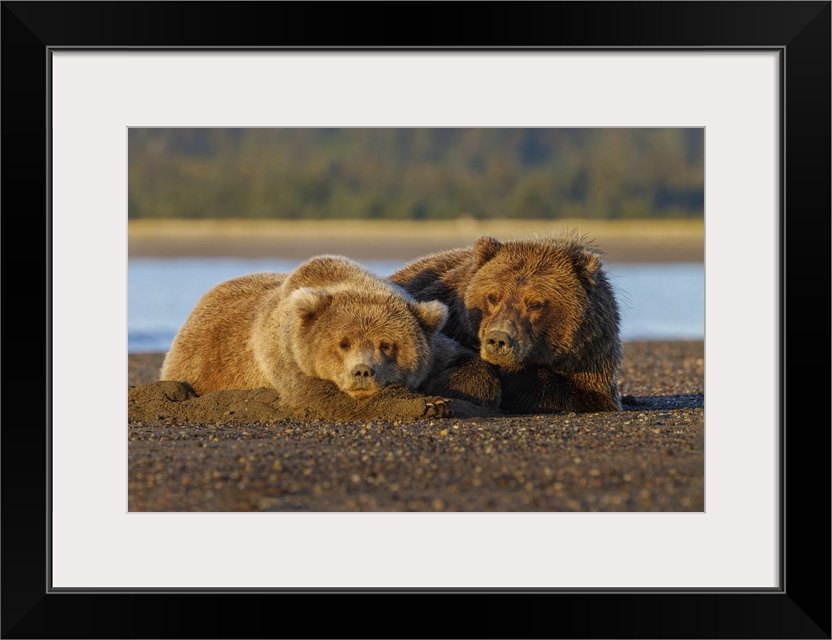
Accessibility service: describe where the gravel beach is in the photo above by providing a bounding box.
[128,340,704,512]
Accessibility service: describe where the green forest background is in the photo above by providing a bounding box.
[128,128,704,221]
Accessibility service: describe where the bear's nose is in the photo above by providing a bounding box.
[351,364,375,380]
[484,330,515,356]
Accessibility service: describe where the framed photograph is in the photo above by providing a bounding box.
[4,2,828,638]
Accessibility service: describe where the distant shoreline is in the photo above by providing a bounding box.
[128,218,704,264]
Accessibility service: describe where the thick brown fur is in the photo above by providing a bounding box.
[389,232,623,413]
[160,255,496,420]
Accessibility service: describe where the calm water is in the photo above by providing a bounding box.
[128,259,704,353]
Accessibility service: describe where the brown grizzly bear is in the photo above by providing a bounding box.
[389,232,623,413]
[160,255,495,420]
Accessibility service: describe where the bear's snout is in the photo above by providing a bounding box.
[351,363,376,384]
[481,327,529,366]
[484,330,515,357]
[346,362,383,396]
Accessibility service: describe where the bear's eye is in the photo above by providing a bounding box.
[339,340,351,351]
[379,341,392,353]
[527,301,546,311]
[487,294,499,305]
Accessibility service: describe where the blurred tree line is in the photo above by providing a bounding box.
[128,128,704,220]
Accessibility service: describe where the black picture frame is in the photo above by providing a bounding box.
[3,2,829,638]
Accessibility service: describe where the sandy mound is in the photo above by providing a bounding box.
[128,380,496,423]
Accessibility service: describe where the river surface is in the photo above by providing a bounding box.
[128,258,704,353]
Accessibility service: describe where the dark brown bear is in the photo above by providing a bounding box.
[389,233,623,414]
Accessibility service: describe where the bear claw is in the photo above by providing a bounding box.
[424,398,449,418]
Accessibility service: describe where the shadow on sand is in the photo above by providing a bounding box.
[622,393,703,411]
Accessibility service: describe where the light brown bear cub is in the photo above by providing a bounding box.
[390,232,623,414]
[161,255,478,420]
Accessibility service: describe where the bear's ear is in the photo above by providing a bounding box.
[291,288,334,324]
[474,236,503,267]
[409,300,448,336]
[573,250,603,286]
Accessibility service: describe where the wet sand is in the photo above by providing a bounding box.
[128,340,704,512]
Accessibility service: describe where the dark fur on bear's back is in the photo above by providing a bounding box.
[389,232,623,414]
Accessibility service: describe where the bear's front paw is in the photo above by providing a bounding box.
[356,385,451,420]
[423,397,449,418]
[424,358,503,409]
